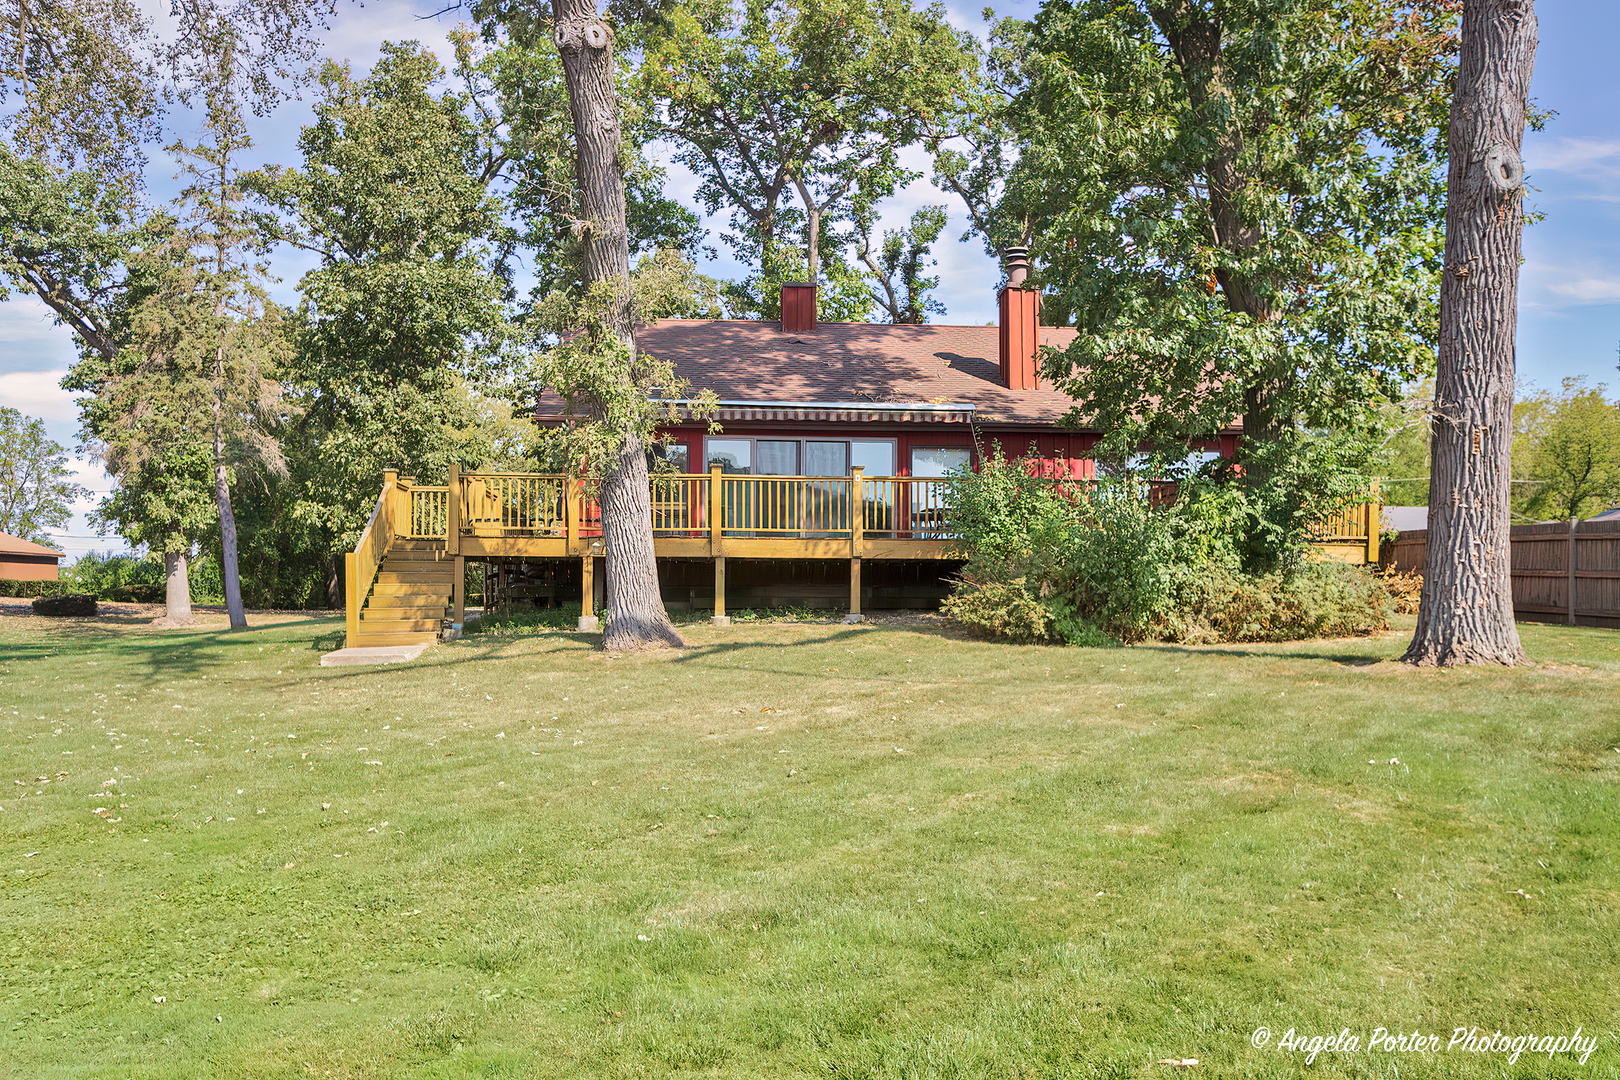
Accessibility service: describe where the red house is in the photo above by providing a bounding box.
[525,255,1238,614]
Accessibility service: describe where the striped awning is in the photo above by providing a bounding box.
[678,399,976,425]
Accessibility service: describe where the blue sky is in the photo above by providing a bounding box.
[2,0,1616,559]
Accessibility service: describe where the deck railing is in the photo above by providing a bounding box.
[420,468,963,545]
[406,485,450,539]
[368,467,1382,561]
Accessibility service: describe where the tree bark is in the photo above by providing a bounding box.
[553,0,683,651]
[160,549,195,626]
[1406,0,1535,667]
[213,348,247,629]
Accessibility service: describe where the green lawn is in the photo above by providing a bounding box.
[1,608,1617,1079]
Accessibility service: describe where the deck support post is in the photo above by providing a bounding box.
[579,554,599,632]
[453,555,465,627]
[846,558,863,623]
[711,555,729,626]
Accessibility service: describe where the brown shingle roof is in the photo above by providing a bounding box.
[540,319,1088,427]
[0,531,64,558]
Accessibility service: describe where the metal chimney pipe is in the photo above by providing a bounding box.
[1002,246,1031,287]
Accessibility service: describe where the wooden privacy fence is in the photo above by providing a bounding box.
[1384,518,1620,629]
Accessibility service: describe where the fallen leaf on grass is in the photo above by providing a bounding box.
[1156,1059,1198,1068]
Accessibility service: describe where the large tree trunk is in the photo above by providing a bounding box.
[213,368,248,630]
[553,0,683,651]
[159,549,195,626]
[1406,0,1535,667]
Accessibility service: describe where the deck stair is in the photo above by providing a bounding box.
[357,541,454,646]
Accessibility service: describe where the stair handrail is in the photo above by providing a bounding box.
[346,470,400,648]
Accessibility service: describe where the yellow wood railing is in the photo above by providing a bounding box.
[406,485,450,539]
[461,473,569,535]
[345,470,399,648]
[1308,481,1381,564]
[348,468,1383,581]
[416,469,964,545]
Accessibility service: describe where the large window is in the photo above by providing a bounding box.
[705,437,896,476]
[756,440,799,475]
[804,440,847,477]
[706,439,752,473]
[851,440,895,477]
[648,442,689,472]
[910,447,971,477]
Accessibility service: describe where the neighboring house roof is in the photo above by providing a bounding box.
[0,531,64,559]
[1589,507,1620,522]
[537,319,1095,427]
[1382,506,1430,533]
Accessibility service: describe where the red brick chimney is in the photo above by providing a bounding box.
[998,248,1040,389]
[780,281,817,333]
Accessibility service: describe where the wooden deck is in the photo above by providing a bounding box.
[343,466,1382,646]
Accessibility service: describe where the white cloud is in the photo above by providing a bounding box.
[0,295,82,371]
[0,369,83,428]
[1548,276,1620,302]
[1527,135,1620,175]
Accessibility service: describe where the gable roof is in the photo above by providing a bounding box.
[538,319,1089,427]
[0,531,64,559]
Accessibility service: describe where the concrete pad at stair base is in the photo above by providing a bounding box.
[320,644,429,666]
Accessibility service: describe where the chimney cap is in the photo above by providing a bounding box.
[1001,246,1032,288]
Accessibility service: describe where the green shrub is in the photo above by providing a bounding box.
[32,593,98,617]
[0,579,74,598]
[1178,561,1390,643]
[103,583,166,604]
[466,603,585,635]
[62,551,225,603]
[939,580,1054,644]
[941,450,1387,645]
[1047,598,1121,647]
